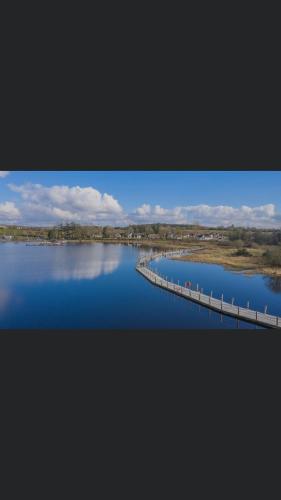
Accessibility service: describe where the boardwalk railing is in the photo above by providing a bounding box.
[136,250,281,329]
[137,249,192,267]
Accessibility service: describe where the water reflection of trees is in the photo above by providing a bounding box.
[265,276,281,294]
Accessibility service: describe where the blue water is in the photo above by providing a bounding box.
[0,242,279,329]
[149,256,281,318]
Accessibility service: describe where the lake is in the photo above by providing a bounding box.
[0,242,280,329]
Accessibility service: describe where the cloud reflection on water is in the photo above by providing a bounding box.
[50,244,122,281]
[0,288,11,313]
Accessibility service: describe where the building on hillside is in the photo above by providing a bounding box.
[198,234,213,240]
[197,233,227,241]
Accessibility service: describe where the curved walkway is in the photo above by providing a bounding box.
[136,250,281,329]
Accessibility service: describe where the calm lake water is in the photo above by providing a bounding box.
[0,242,280,329]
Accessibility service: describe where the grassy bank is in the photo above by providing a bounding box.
[173,242,281,277]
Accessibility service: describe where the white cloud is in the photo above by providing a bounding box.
[0,201,21,223]
[3,181,281,229]
[8,183,125,226]
[0,171,10,178]
[132,203,281,228]
[136,203,151,216]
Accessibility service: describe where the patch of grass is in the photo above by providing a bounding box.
[175,241,281,276]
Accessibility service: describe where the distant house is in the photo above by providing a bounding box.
[148,234,158,239]
[196,233,226,241]
[197,234,212,240]
[127,233,143,239]
[199,234,213,240]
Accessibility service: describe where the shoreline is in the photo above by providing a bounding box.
[0,238,191,249]
[1,238,281,277]
[172,252,281,278]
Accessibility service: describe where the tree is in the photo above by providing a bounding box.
[102,226,112,238]
[263,247,281,267]
[152,224,160,234]
[272,231,281,245]
[48,227,59,240]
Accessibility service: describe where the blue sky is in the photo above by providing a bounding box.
[0,170,281,227]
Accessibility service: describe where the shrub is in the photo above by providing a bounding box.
[219,240,232,247]
[232,248,252,257]
[263,248,281,267]
[233,239,244,248]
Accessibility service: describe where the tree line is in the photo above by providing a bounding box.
[229,228,281,246]
[47,223,203,240]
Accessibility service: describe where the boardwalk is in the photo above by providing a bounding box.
[136,250,281,329]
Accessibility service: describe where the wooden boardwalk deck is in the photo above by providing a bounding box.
[136,251,281,329]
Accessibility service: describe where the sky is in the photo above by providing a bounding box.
[0,170,280,228]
